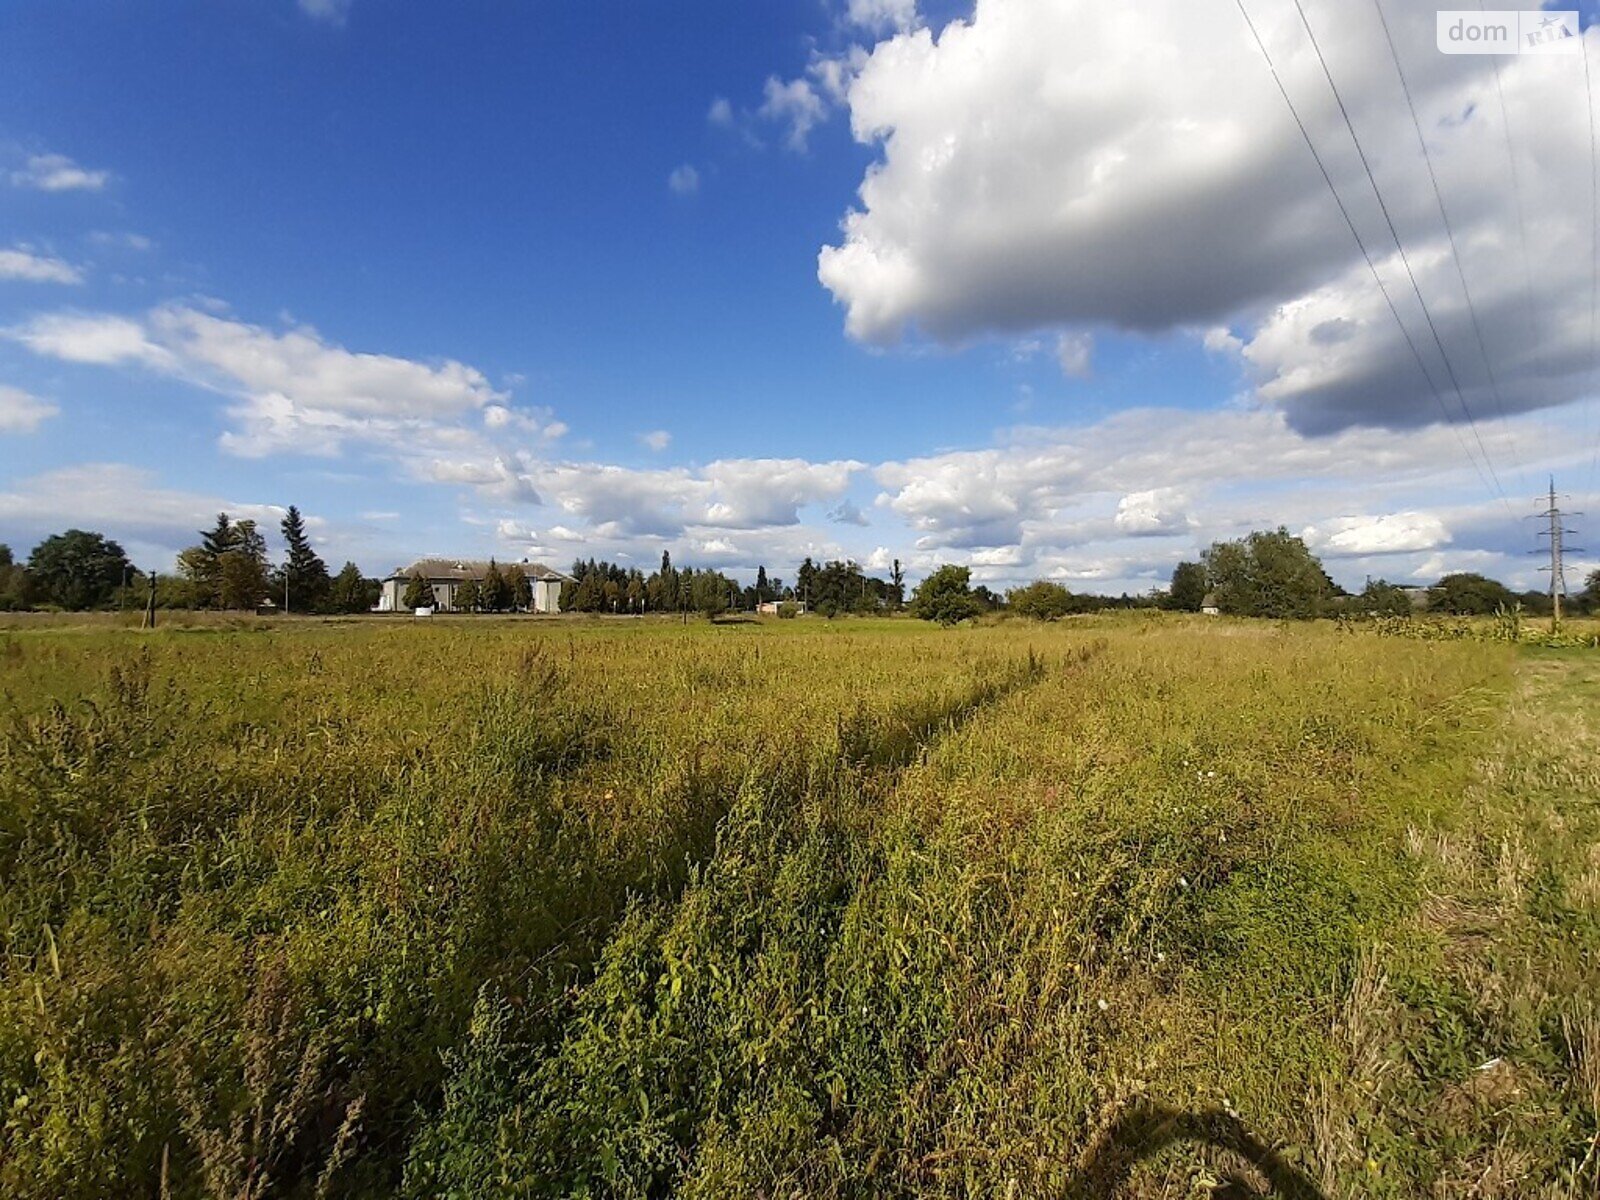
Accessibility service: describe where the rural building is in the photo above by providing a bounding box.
[1200,592,1220,616]
[378,559,573,613]
[756,600,808,615]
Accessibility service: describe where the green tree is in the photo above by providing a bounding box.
[512,570,533,612]
[1353,579,1414,617]
[796,557,817,608]
[910,564,981,625]
[1583,568,1600,614]
[890,558,905,610]
[480,561,512,612]
[179,512,237,607]
[200,511,236,558]
[26,529,130,610]
[219,520,269,610]
[1429,572,1516,615]
[454,578,481,612]
[755,565,769,605]
[277,505,330,613]
[691,571,732,618]
[1008,580,1073,620]
[402,572,436,610]
[0,544,31,610]
[1202,528,1336,619]
[1167,560,1207,612]
[329,562,376,613]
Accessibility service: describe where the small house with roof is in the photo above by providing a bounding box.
[378,558,573,614]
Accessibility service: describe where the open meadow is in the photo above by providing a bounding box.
[2,613,1597,1198]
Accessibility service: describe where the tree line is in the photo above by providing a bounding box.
[6,516,1590,621]
[1160,527,1593,619]
[0,508,380,613]
[895,528,1599,626]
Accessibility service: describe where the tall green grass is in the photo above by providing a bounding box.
[0,616,1541,1196]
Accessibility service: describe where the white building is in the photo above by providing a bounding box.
[378,559,573,614]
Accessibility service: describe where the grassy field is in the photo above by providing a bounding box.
[0,613,1595,1197]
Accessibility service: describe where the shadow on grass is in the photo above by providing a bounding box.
[1071,1102,1328,1199]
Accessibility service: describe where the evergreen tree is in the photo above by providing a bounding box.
[402,572,435,609]
[512,570,532,612]
[201,512,236,558]
[218,520,270,610]
[277,505,330,613]
[890,558,905,610]
[480,560,512,612]
[329,562,375,613]
[796,557,817,607]
[455,578,481,612]
[182,512,238,608]
[755,565,769,604]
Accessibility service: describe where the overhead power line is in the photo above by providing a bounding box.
[1232,0,1504,506]
[1289,0,1514,516]
[1371,0,1525,494]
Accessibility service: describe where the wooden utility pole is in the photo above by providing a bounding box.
[142,572,157,630]
[1535,479,1582,631]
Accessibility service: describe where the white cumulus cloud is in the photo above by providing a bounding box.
[1114,488,1193,537]
[0,246,83,285]
[816,0,1600,435]
[1303,511,1451,557]
[10,304,505,457]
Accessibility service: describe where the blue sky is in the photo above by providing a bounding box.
[2,0,1598,594]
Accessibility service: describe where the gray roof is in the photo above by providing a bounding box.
[387,558,573,583]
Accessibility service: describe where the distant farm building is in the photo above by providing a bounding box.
[378,559,573,613]
[1200,592,1220,616]
[756,600,807,615]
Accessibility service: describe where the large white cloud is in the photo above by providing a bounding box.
[817,0,1600,434]
[1303,510,1450,556]
[9,304,507,457]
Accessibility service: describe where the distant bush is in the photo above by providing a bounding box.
[776,600,799,619]
[1007,580,1073,621]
